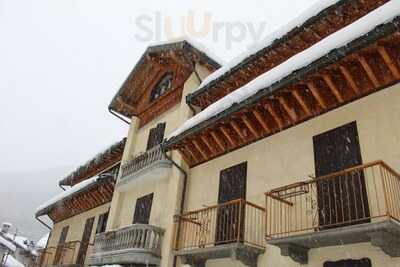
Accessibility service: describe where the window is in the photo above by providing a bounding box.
[133,193,154,224]
[150,73,173,102]
[146,122,166,150]
[96,211,109,234]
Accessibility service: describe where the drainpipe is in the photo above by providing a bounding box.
[160,144,187,267]
[108,107,131,125]
[35,217,52,231]
[183,55,203,116]
[187,102,197,116]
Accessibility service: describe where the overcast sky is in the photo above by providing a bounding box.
[0,0,320,239]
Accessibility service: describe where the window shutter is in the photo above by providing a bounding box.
[133,193,154,224]
[96,211,109,234]
[146,122,166,150]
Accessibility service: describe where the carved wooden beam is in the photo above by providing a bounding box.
[241,114,261,139]
[252,109,271,134]
[178,147,194,165]
[209,130,226,152]
[200,135,218,155]
[191,140,208,161]
[220,125,237,147]
[265,102,284,129]
[377,46,400,79]
[358,55,380,88]
[339,65,360,94]
[307,82,327,109]
[278,96,297,122]
[185,144,200,163]
[230,120,246,142]
[323,74,344,103]
[292,89,312,117]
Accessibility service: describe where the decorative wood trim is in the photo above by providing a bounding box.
[358,55,380,88]
[210,130,226,152]
[241,114,261,139]
[378,46,400,79]
[292,89,312,117]
[323,74,344,103]
[253,109,271,133]
[307,82,327,109]
[339,65,360,94]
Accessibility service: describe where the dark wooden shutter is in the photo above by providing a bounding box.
[53,226,69,265]
[133,193,154,224]
[95,211,109,234]
[218,162,247,203]
[76,217,95,265]
[324,258,372,267]
[146,123,166,150]
[313,121,370,229]
[216,162,247,244]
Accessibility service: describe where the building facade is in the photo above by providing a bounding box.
[35,139,125,267]
[38,1,400,267]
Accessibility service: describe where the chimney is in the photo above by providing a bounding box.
[1,222,12,234]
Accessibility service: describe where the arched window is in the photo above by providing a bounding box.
[150,73,173,102]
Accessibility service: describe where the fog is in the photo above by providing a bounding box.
[0,0,320,240]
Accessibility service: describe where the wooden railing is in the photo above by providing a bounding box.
[91,224,164,257]
[265,160,400,239]
[120,145,167,179]
[173,199,265,251]
[34,241,92,267]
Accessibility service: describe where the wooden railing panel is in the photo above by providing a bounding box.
[174,199,265,251]
[265,160,400,239]
[35,241,92,267]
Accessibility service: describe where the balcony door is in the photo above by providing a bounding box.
[146,123,166,150]
[76,217,95,265]
[313,122,370,229]
[133,193,154,224]
[215,162,247,244]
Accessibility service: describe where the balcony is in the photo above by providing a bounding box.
[173,199,265,267]
[265,160,400,264]
[87,224,164,266]
[117,145,171,190]
[35,241,92,267]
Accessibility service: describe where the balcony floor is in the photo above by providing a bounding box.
[267,218,400,264]
[174,243,265,267]
[88,248,160,266]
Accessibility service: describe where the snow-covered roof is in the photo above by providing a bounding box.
[2,233,30,251]
[109,39,222,119]
[0,235,16,252]
[148,37,226,66]
[35,233,49,249]
[4,255,25,267]
[59,138,125,186]
[36,175,110,216]
[195,0,342,91]
[168,1,400,139]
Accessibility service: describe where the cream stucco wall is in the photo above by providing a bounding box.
[106,66,400,267]
[47,203,110,266]
[180,83,400,267]
[106,63,211,267]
